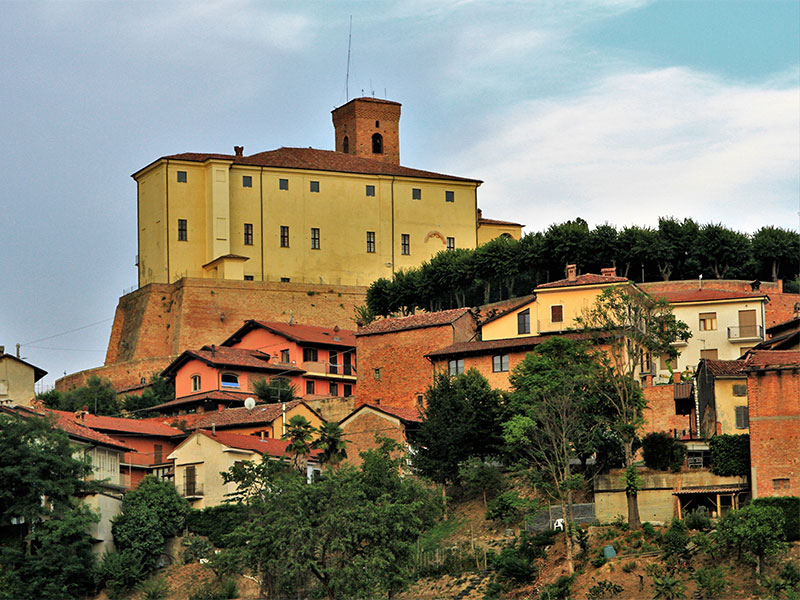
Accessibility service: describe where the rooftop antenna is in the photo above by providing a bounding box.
[345,15,352,101]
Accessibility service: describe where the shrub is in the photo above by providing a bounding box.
[642,432,687,472]
[485,490,537,526]
[138,576,170,600]
[642,522,657,538]
[683,510,711,531]
[95,550,147,600]
[186,504,249,548]
[709,434,749,477]
[182,535,214,563]
[661,519,689,559]
[588,579,624,599]
[751,496,800,542]
[652,574,686,599]
[492,545,537,583]
[692,566,727,599]
[591,550,607,568]
[716,504,785,574]
[539,574,574,600]
[622,561,637,573]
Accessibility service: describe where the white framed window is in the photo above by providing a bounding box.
[492,355,509,372]
[448,359,464,376]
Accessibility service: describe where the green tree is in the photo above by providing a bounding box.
[458,456,504,509]
[694,223,752,279]
[0,412,97,600]
[655,217,700,281]
[413,370,505,514]
[617,225,657,282]
[312,421,348,470]
[715,504,785,575]
[282,414,316,472]
[642,432,687,472]
[752,226,800,282]
[577,285,691,529]
[587,223,619,274]
[40,375,120,415]
[252,377,296,403]
[221,439,440,600]
[542,219,591,279]
[122,373,174,416]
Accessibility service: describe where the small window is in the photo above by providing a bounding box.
[366,185,375,197]
[699,312,717,331]
[342,136,349,154]
[280,277,290,282]
[303,348,318,362]
[375,120,380,127]
[343,384,352,397]
[280,226,289,248]
[306,380,315,395]
[373,368,382,380]
[412,188,422,200]
[221,373,239,389]
[732,384,747,397]
[772,478,790,490]
[178,219,188,241]
[700,349,718,360]
[445,190,454,203]
[735,406,749,429]
[191,374,201,391]
[329,382,339,396]
[417,394,424,407]
[366,231,375,253]
[280,349,290,363]
[329,350,338,374]
[244,223,253,245]
[310,180,320,193]
[177,170,187,183]
[551,305,564,323]
[448,359,465,376]
[153,444,163,464]
[660,355,678,371]
[517,309,531,335]
[242,175,252,188]
[244,275,254,281]
[311,228,320,250]
[372,133,383,154]
[279,178,289,190]
[447,237,455,251]
[492,355,509,372]
[401,233,410,255]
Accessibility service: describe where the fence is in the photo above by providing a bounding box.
[526,503,596,532]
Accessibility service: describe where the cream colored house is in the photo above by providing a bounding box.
[168,429,320,509]
[0,350,46,407]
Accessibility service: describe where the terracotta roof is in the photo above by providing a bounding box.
[766,316,800,335]
[45,410,135,451]
[356,308,474,336]
[536,273,629,289]
[0,353,47,381]
[196,429,321,460]
[186,401,304,430]
[654,289,768,303]
[148,390,255,412]
[478,295,538,327]
[341,403,423,427]
[47,409,184,437]
[140,147,480,183]
[222,320,356,348]
[478,217,525,228]
[161,346,305,378]
[701,359,746,377]
[743,350,800,370]
[426,332,592,359]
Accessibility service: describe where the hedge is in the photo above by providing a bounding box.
[186,504,248,547]
[709,434,750,477]
[751,496,800,542]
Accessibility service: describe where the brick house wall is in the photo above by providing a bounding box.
[340,408,409,468]
[642,384,694,438]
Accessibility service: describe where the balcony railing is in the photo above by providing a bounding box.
[302,360,356,378]
[180,482,204,498]
[727,325,763,340]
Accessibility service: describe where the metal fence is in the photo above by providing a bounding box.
[526,503,596,532]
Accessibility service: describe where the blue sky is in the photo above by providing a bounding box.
[1,0,797,388]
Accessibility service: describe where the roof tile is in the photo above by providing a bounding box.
[536,273,629,289]
[224,320,356,347]
[356,308,473,336]
[654,289,768,303]
[47,409,184,437]
[702,359,746,376]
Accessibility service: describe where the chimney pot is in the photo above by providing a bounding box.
[566,264,577,281]
[601,267,617,278]
[234,146,243,157]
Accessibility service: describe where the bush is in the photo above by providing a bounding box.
[539,574,574,600]
[642,432,687,472]
[621,561,637,573]
[642,521,657,538]
[692,566,727,599]
[187,503,250,547]
[661,519,689,559]
[492,545,537,583]
[182,535,214,563]
[652,574,686,599]
[588,579,624,598]
[485,490,537,526]
[751,496,800,542]
[683,510,711,531]
[95,550,147,600]
[138,576,170,600]
[709,434,750,477]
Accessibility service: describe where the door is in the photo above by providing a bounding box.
[738,310,757,338]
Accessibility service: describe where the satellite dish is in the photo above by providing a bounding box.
[244,397,256,411]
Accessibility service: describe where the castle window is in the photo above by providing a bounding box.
[372,133,383,154]
[412,188,422,200]
[366,185,375,197]
[342,136,349,154]
[447,237,455,251]
[242,175,252,188]
[417,394,424,407]
[178,219,188,241]
[153,444,163,464]
[311,227,320,250]
[375,120,380,127]
[280,226,289,248]
[306,380,315,394]
[401,234,410,255]
[177,171,187,183]
[221,373,239,389]
[279,178,289,190]
[732,384,747,397]
[303,348,318,362]
[445,190,455,203]
[191,375,201,391]
[551,305,564,323]
[518,309,530,335]
[244,223,253,245]
[329,350,339,374]
[492,355,509,373]
[366,231,375,253]
[448,359,464,376]
[310,180,320,193]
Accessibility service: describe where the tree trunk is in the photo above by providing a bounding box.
[442,483,448,519]
[623,440,642,530]
[561,501,574,575]
[483,281,491,304]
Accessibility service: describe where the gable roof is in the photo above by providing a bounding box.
[536,273,629,289]
[478,217,525,228]
[222,320,356,348]
[184,400,318,430]
[46,409,185,437]
[137,147,481,183]
[147,389,256,413]
[700,359,746,377]
[478,294,538,327]
[356,308,474,337]
[0,353,47,381]
[193,429,321,460]
[161,346,305,378]
[654,289,768,304]
[340,403,423,428]
[45,410,134,451]
[742,350,800,371]
[426,331,593,359]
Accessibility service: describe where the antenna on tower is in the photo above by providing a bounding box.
[345,15,352,101]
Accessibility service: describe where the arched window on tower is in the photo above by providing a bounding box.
[342,136,349,154]
[372,133,383,154]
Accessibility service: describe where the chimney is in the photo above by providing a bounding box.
[601,267,617,278]
[212,422,216,436]
[566,264,577,281]
[0,346,4,355]
[234,146,243,157]
[211,344,216,357]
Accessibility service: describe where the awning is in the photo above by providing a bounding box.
[672,485,748,495]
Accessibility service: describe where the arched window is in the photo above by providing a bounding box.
[342,136,349,154]
[220,373,239,389]
[372,133,383,154]
[191,374,201,392]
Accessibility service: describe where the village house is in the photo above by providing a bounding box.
[0,348,46,407]
[339,403,422,467]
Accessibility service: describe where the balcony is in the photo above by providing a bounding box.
[180,482,204,499]
[727,325,763,342]
[302,360,356,380]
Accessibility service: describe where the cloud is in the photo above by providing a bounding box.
[458,66,800,233]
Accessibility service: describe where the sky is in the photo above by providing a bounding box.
[1,0,798,389]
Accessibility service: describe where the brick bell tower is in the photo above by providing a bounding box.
[332,97,401,165]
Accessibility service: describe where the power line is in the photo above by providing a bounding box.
[21,318,113,345]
